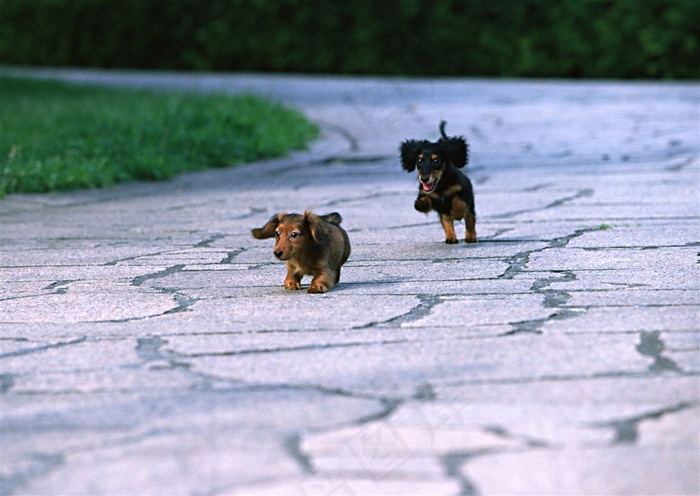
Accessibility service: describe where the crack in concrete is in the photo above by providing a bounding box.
[0,337,87,359]
[483,425,550,449]
[441,424,553,495]
[317,191,399,209]
[354,398,404,426]
[135,336,168,362]
[498,228,603,335]
[664,156,696,172]
[103,251,167,266]
[180,339,403,358]
[478,228,515,241]
[504,270,585,335]
[413,384,437,402]
[195,234,225,248]
[358,294,443,328]
[312,154,391,165]
[284,433,315,475]
[499,251,531,280]
[43,280,74,294]
[0,373,15,393]
[162,293,197,315]
[503,309,585,336]
[134,336,192,371]
[130,340,407,405]
[492,188,594,220]
[220,248,246,264]
[0,452,64,496]
[443,369,700,388]
[131,264,186,286]
[441,448,504,496]
[635,331,682,373]
[591,401,698,444]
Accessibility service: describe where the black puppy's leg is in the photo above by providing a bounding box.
[440,214,458,244]
[465,210,477,243]
[415,194,432,213]
[450,196,467,221]
[450,196,476,243]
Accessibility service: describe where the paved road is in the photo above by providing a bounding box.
[1,68,699,495]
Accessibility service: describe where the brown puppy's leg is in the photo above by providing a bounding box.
[284,262,302,290]
[308,270,334,293]
[465,210,477,243]
[440,214,458,244]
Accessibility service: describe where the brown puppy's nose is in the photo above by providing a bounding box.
[274,249,283,258]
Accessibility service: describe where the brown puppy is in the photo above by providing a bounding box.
[251,211,351,293]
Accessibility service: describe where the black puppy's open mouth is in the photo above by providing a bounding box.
[420,179,437,193]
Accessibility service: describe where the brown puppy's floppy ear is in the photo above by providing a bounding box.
[304,211,329,244]
[441,136,469,169]
[251,213,283,239]
[399,139,425,172]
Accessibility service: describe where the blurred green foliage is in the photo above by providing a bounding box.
[0,0,698,78]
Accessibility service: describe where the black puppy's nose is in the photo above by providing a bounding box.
[274,249,283,258]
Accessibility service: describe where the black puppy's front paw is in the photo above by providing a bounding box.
[414,196,432,213]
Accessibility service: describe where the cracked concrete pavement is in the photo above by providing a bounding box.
[1,68,699,495]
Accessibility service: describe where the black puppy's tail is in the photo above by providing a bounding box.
[439,120,448,139]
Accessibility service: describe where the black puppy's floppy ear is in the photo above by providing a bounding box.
[399,139,425,172]
[251,213,283,239]
[441,136,469,168]
[304,211,329,244]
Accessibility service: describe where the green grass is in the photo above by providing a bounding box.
[0,77,319,195]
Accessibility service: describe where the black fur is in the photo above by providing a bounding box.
[400,121,477,243]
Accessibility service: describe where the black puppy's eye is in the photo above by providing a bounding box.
[431,157,440,164]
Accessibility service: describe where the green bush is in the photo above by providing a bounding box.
[0,0,698,78]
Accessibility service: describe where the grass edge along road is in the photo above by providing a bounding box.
[0,76,319,196]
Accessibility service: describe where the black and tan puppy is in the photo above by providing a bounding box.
[400,121,476,243]
[251,211,351,293]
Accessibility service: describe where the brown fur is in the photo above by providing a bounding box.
[251,211,351,293]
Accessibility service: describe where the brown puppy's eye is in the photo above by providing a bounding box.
[290,232,299,238]
[275,230,280,238]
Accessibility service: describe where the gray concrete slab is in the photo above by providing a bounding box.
[1,67,699,495]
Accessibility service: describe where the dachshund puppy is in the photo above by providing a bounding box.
[400,121,476,244]
[251,211,351,293]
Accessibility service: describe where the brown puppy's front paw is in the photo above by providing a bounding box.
[284,279,302,290]
[445,237,459,244]
[307,283,329,294]
[414,196,432,213]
